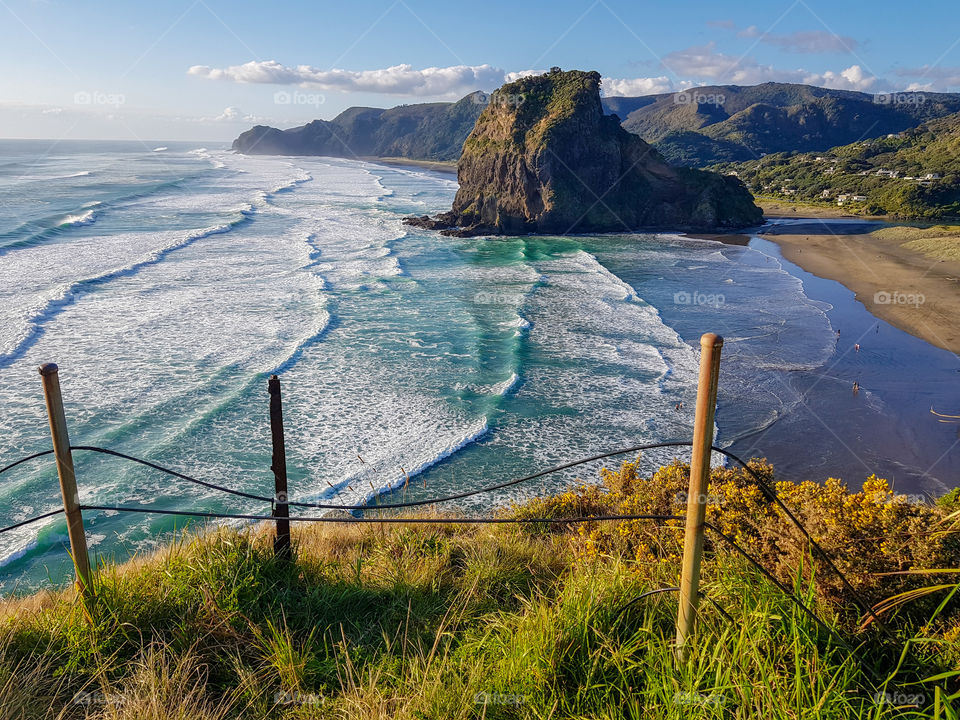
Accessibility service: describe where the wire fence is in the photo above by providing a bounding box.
[5,344,946,686]
[0,436,890,681]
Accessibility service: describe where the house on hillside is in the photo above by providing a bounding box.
[837,193,867,205]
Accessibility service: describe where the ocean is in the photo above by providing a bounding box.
[0,140,956,591]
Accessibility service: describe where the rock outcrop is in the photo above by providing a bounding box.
[405,69,763,236]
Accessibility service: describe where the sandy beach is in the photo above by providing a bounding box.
[366,156,458,174]
[756,220,960,356]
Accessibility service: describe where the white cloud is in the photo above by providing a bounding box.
[188,61,507,97]
[711,21,859,54]
[812,65,876,91]
[764,30,858,54]
[660,43,878,90]
[662,43,802,84]
[895,65,960,90]
[504,70,544,83]
[601,76,675,96]
[215,106,242,121]
[195,106,268,123]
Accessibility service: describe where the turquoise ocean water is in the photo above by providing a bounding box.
[0,140,955,591]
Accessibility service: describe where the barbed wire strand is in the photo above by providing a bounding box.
[0,509,63,535]
[78,506,682,526]
[0,441,892,631]
[704,520,882,684]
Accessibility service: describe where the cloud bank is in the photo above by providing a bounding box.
[188,62,506,97]
[660,43,878,90]
[188,56,894,102]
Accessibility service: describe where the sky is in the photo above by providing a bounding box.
[2,0,960,142]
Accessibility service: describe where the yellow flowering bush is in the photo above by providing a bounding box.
[510,456,960,609]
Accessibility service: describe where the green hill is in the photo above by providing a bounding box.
[620,83,960,166]
[231,81,960,179]
[714,111,960,218]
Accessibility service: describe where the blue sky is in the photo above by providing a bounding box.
[2,0,959,141]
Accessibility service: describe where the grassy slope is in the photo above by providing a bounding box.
[872,224,960,261]
[1,461,958,720]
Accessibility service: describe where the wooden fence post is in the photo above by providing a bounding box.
[675,333,723,662]
[38,363,93,603]
[268,375,291,559]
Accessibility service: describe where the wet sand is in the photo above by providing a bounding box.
[756,219,960,356]
[726,236,960,498]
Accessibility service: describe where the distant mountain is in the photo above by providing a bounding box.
[232,93,486,160]
[618,83,960,166]
[405,70,761,236]
[231,81,960,173]
[714,111,960,218]
[232,92,652,162]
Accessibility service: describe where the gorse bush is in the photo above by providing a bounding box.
[520,458,960,613]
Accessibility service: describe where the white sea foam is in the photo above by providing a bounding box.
[58,208,97,227]
[0,149,841,586]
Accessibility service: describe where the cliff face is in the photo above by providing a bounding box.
[406,70,762,236]
[231,95,484,161]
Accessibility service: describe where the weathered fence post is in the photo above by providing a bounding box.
[38,363,93,603]
[268,374,291,559]
[675,333,723,662]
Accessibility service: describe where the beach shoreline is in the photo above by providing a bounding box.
[756,220,960,356]
[364,156,458,175]
[689,215,960,356]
